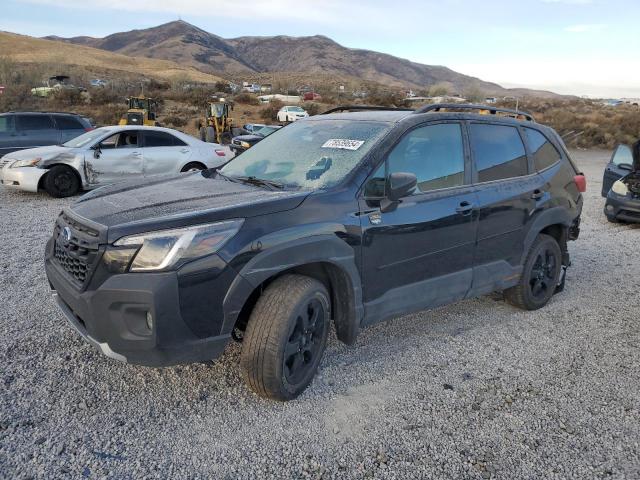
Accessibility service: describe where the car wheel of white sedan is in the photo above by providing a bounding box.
[181,162,207,173]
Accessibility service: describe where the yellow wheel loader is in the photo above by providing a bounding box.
[197,99,233,144]
[119,97,160,126]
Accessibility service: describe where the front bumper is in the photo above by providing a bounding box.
[604,193,640,223]
[45,248,234,367]
[0,166,45,192]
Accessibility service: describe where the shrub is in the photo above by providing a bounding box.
[259,100,284,121]
[302,102,322,116]
[162,114,187,128]
[234,93,260,105]
[49,88,84,107]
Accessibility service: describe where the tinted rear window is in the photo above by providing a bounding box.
[524,128,562,171]
[54,115,84,130]
[470,124,528,182]
[144,131,186,147]
[17,114,54,131]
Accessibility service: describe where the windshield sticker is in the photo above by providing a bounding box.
[321,139,365,151]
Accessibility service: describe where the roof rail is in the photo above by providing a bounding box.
[321,105,414,115]
[413,103,535,122]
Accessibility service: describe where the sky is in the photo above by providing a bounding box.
[2,0,639,97]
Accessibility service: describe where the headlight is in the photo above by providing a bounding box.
[240,141,251,149]
[11,158,42,168]
[113,219,244,272]
[611,180,629,196]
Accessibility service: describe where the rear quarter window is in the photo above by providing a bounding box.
[470,123,528,182]
[524,128,562,171]
[53,115,84,130]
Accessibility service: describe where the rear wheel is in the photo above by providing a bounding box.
[180,162,206,172]
[505,234,562,310]
[43,165,80,198]
[240,274,330,401]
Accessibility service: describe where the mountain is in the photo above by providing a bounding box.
[1,31,225,84]
[47,21,558,97]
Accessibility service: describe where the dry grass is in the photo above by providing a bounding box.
[497,98,640,149]
[0,32,224,84]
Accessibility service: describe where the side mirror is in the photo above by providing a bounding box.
[93,146,101,159]
[386,172,417,201]
[380,172,417,212]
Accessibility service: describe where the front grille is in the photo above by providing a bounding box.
[54,241,89,283]
[52,213,101,288]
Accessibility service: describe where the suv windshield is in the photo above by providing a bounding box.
[221,120,390,190]
[288,107,305,112]
[63,128,111,148]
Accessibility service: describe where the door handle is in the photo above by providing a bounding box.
[131,151,142,157]
[531,189,545,200]
[180,148,190,154]
[456,201,474,215]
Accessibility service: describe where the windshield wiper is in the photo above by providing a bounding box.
[236,176,285,190]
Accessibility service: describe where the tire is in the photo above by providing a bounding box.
[43,165,80,198]
[240,274,330,401]
[606,215,620,223]
[504,234,562,310]
[204,126,216,143]
[180,162,206,173]
[199,126,206,142]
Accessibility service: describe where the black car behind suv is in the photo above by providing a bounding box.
[0,111,92,159]
[45,104,585,400]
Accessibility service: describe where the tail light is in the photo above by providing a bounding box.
[215,149,226,157]
[574,174,587,193]
[84,127,94,132]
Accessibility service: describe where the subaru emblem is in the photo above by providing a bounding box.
[62,226,72,244]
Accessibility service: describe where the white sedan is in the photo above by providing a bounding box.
[276,106,309,123]
[0,126,231,197]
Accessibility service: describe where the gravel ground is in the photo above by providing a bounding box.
[0,149,639,479]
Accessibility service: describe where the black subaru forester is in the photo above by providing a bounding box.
[46,104,585,401]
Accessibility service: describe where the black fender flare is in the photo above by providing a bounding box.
[221,233,363,344]
[521,207,574,265]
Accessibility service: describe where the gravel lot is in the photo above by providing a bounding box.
[1,149,639,479]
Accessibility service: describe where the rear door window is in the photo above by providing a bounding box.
[143,131,186,147]
[524,128,562,171]
[16,114,54,131]
[53,115,84,130]
[470,124,528,182]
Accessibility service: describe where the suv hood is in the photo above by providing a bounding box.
[70,172,310,241]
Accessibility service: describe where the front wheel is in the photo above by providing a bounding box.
[240,274,330,401]
[43,165,80,198]
[505,234,562,310]
[180,162,206,173]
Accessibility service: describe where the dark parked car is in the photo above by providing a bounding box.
[604,141,640,222]
[230,125,282,154]
[0,112,92,159]
[45,104,584,401]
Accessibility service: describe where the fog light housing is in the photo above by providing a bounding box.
[606,204,614,212]
[146,311,153,331]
